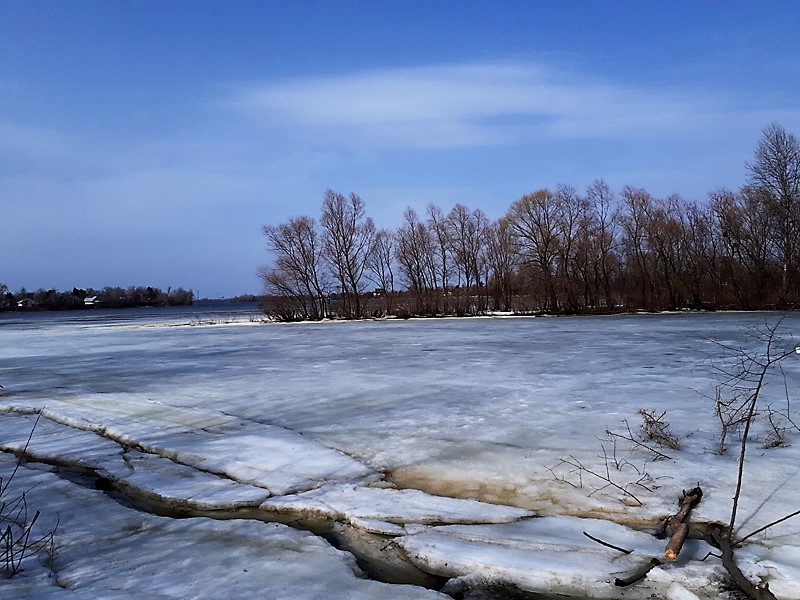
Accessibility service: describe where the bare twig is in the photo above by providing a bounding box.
[732,507,800,547]
[1,409,57,579]
[637,408,681,450]
[0,410,43,497]
[606,420,673,460]
[582,531,632,554]
[701,320,800,600]
[614,557,662,587]
[549,454,644,506]
[726,323,797,539]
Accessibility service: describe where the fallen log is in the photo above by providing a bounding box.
[664,522,689,560]
[663,486,702,560]
[615,486,778,599]
[616,486,702,588]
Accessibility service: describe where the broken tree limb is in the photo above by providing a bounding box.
[664,523,689,560]
[663,486,702,560]
[733,506,800,547]
[711,529,778,600]
[614,557,662,587]
[615,486,703,589]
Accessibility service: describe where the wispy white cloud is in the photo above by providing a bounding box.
[231,60,751,149]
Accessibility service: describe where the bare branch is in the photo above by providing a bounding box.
[582,531,633,554]
[733,507,800,547]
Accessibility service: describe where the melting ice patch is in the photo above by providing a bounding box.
[398,517,720,599]
[263,483,534,528]
[1,397,377,496]
[0,454,446,600]
[2,311,800,598]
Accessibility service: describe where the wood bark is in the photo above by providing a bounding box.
[617,487,702,588]
[711,529,778,600]
[663,486,702,560]
[664,522,689,560]
[614,558,661,587]
[616,486,781,599]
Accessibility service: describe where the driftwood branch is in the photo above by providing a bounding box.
[711,529,778,600]
[663,486,702,560]
[665,523,689,560]
[615,486,702,589]
[614,557,661,587]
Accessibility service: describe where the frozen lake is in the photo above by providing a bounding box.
[1,309,799,599]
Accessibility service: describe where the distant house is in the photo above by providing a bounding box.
[17,298,36,309]
[84,296,100,307]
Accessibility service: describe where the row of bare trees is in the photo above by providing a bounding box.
[260,124,800,320]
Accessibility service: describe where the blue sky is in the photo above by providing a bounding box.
[2,1,799,297]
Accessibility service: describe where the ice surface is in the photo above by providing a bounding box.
[2,309,800,598]
[262,482,534,527]
[107,450,270,510]
[735,544,800,599]
[2,397,377,496]
[397,516,719,599]
[0,454,446,599]
[666,583,702,600]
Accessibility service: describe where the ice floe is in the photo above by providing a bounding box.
[2,310,800,598]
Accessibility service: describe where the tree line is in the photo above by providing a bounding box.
[259,123,800,320]
[0,285,194,312]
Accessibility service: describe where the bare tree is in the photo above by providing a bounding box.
[746,123,800,300]
[646,194,690,310]
[320,190,375,319]
[507,189,561,311]
[396,208,438,315]
[367,229,397,314]
[427,204,453,312]
[446,204,490,313]
[553,184,589,312]
[711,187,778,308]
[485,218,518,311]
[619,186,657,309]
[254,126,800,318]
[683,200,720,307]
[260,216,328,320]
[585,180,620,308]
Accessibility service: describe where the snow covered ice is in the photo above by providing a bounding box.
[1,307,800,599]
